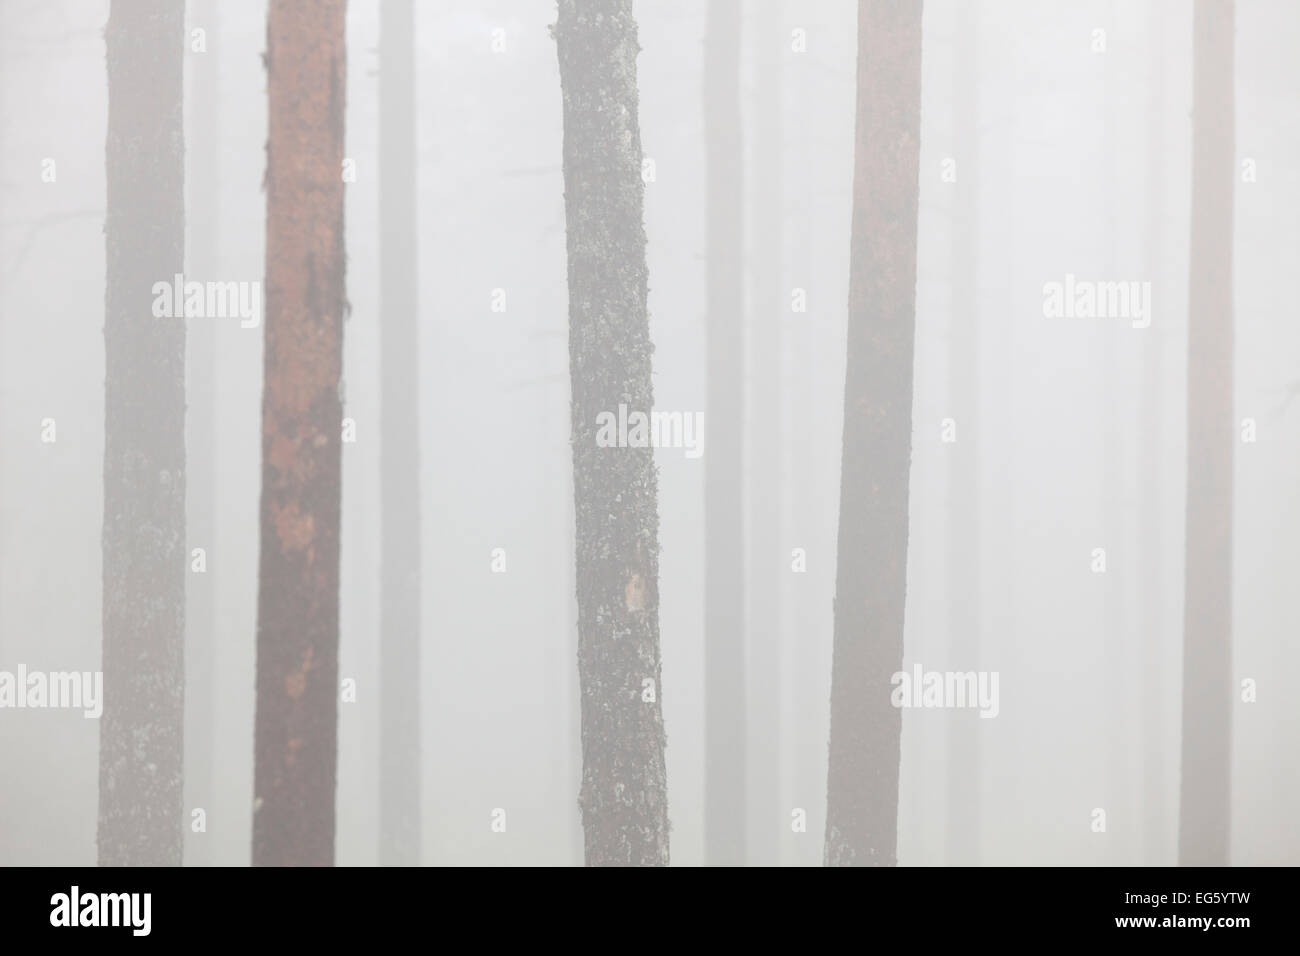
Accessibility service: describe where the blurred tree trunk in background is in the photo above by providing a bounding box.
[98,0,187,868]
[556,0,670,867]
[945,0,982,867]
[1140,0,1168,867]
[747,0,782,868]
[1179,0,1234,869]
[252,0,347,868]
[824,0,924,868]
[184,0,219,870]
[379,0,422,868]
[704,0,747,868]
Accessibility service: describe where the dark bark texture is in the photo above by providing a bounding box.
[556,0,670,867]
[824,0,924,868]
[98,0,187,868]
[252,0,347,868]
[703,0,747,868]
[379,0,422,868]
[1179,0,1234,869]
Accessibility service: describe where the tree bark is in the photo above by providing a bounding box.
[556,0,670,867]
[704,0,747,868]
[98,0,187,868]
[1179,0,1234,869]
[252,0,347,868]
[379,0,422,868]
[824,0,924,868]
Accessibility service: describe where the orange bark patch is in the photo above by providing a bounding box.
[274,502,315,553]
[268,433,298,475]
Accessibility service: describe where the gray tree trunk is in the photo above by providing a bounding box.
[1179,0,1234,868]
[824,0,924,868]
[379,0,422,868]
[555,0,670,867]
[98,0,187,868]
[704,0,747,868]
[746,0,782,867]
[183,0,218,869]
[1140,0,1168,866]
[252,0,347,868]
[945,1,981,867]
[1099,0,1135,865]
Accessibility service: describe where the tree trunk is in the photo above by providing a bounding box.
[379,0,422,868]
[704,0,747,868]
[824,0,924,868]
[98,0,187,868]
[1179,0,1234,869]
[252,0,348,868]
[1140,0,1168,866]
[184,0,219,869]
[556,0,670,867]
[747,0,784,867]
[945,0,981,867]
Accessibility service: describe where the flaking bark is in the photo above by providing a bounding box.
[252,0,348,868]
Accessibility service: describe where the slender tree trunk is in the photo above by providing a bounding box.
[945,1,981,867]
[379,0,422,868]
[184,0,219,869]
[1140,0,1167,866]
[252,0,347,868]
[1100,0,1136,865]
[98,0,187,868]
[556,0,669,867]
[823,0,924,868]
[1179,0,1234,868]
[746,0,782,867]
[704,0,746,868]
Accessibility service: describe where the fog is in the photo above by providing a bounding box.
[0,0,1296,866]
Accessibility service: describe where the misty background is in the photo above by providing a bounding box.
[0,0,1297,866]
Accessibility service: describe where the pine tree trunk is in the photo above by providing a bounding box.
[379,0,422,868]
[98,0,187,868]
[703,0,747,868]
[824,0,924,868]
[1179,0,1234,868]
[555,0,670,867]
[252,0,348,868]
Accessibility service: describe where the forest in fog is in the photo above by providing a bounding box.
[0,0,1297,867]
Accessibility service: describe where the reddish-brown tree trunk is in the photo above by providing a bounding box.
[824,0,924,867]
[252,0,348,868]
